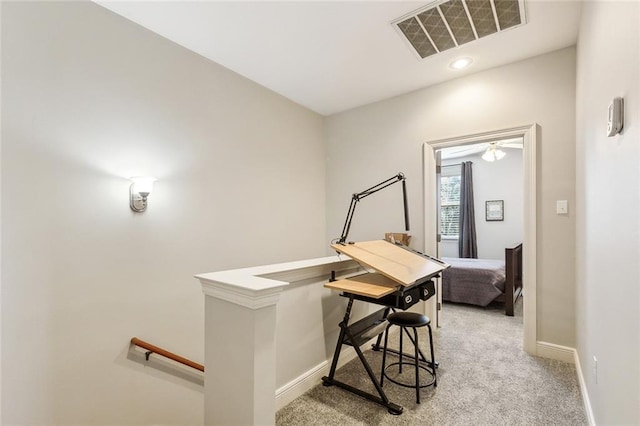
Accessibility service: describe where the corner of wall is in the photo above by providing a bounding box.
[573,350,596,426]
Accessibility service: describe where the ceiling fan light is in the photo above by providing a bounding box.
[482,149,495,162]
[482,142,507,162]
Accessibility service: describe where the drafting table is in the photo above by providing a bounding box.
[321,240,448,414]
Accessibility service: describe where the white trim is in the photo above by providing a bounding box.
[574,350,597,426]
[275,345,360,410]
[536,343,596,425]
[424,124,537,354]
[423,143,439,326]
[536,341,575,364]
[523,124,537,354]
[275,360,328,410]
[201,281,283,309]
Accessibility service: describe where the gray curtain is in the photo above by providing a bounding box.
[458,161,478,258]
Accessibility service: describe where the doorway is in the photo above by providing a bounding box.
[439,138,523,259]
[423,124,537,355]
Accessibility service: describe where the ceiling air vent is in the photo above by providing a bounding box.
[393,0,526,59]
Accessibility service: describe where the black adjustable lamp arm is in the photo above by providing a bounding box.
[337,172,409,245]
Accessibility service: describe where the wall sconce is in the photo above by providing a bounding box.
[129,176,156,213]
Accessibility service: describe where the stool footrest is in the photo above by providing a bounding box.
[383,362,436,389]
[379,348,438,369]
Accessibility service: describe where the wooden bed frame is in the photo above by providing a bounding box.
[494,243,523,316]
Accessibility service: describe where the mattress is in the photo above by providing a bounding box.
[441,257,506,306]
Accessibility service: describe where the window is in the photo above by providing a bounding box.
[440,166,461,238]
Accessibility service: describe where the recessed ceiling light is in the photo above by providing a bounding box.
[450,57,473,70]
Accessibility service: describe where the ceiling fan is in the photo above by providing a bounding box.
[482,138,523,162]
[440,137,523,161]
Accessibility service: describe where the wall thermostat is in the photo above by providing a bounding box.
[607,97,624,137]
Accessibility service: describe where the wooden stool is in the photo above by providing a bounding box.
[380,311,436,403]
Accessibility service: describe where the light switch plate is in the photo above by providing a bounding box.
[556,200,568,214]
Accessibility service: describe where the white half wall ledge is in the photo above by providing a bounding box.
[195,254,363,426]
[195,255,360,308]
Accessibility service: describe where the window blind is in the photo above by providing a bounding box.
[440,174,461,237]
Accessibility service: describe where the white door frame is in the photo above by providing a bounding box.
[423,124,537,355]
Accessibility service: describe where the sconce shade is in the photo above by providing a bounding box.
[130,176,156,195]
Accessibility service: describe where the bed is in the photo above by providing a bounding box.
[442,243,522,316]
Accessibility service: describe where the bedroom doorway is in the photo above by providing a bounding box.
[423,124,537,355]
[438,138,523,260]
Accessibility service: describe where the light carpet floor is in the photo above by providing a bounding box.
[276,299,587,425]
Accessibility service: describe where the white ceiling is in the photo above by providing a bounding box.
[95,0,583,116]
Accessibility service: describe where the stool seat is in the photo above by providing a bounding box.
[387,312,430,328]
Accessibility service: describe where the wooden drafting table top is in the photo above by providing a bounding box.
[325,273,399,298]
[331,240,446,287]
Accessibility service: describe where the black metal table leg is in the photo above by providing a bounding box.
[323,297,354,384]
[321,295,404,415]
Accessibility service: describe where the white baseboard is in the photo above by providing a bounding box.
[275,345,359,410]
[536,341,595,426]
[275,360,329,410]
[573,350,596,426]
[536,341,575,363]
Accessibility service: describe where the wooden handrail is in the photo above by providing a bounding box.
[130,337,204,372]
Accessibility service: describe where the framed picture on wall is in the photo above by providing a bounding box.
[486,200,504,221]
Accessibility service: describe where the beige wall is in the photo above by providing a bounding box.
[326,47,577,347]
[1,2,325,424]
[6,1,638,424]
[576,2,640,424]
